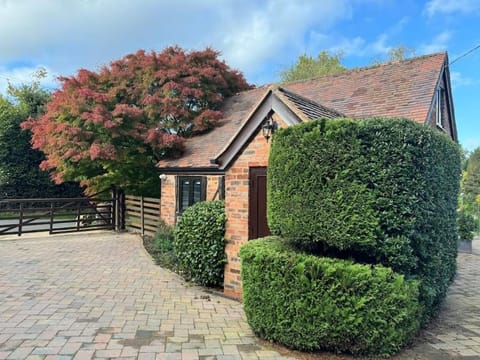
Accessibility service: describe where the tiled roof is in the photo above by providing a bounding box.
[277,87,345,120]
[157,86,269,169]
[157,53,446,170]
[284,52,446,124]
[157,87,345,170]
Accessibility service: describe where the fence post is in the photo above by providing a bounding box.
[141,196,145,237]
[111,186,117,231]
[18,203,23,236]
[49,202,54,234]
[119,189,125,230]
[76,201,81,231]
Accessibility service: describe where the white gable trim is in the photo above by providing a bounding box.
[213,90,302,171]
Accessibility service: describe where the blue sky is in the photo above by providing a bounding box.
[0,0,479,150]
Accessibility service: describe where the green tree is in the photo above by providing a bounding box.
[280,45,416,84]
[463,147,480,214]
[388,45,415,61]
[0,75,83,199]
[373,45,416,65]
[280,50,346,83]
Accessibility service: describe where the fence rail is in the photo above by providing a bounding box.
[0,197,114,236]
[0,187,125,236]
[125,194,161,237]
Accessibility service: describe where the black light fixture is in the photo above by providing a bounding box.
[261,115,278,141]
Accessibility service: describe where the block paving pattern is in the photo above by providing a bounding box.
[0,233,290,360]
[2,232,480,359]
[415,243,480,359]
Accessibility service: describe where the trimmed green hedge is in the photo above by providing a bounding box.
[174,200,226,287]
[240,237,421,356]
[268,118,461,320]
[458,210,476,241]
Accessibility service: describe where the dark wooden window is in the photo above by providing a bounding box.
[219,176,225,200]
[177,176,206,214]
[436,87,445,129]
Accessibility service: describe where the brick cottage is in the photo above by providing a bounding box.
[156,52,458,299]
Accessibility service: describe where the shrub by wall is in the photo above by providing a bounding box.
[174,200,226,287]
[458,210,476,241]
[153,222,177,270]
[268,118,461,320]
[240,237,421,356]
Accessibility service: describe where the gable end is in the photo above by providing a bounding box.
[214,90,304,171]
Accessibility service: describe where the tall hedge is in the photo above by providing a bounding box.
[268,118,461,320]
[240,237,421,356]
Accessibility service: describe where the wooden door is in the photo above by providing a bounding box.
[249,167,271,240]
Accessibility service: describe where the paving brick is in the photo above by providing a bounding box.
[5,346,33,359]
[31,347,61,355]
[95,349,121,358]
[59,342,82,355]
[138,353,156,360]
[15,233,480,360]
[72,349,95,360]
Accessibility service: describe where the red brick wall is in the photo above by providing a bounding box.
[160,175,176,226]
[160,174,222,226]
[207,176,221,201]
[223,114,285,299]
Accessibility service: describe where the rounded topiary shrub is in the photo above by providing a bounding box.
[268,117,461,321]
[174,200,226,287]
[268,119,380,255]
[240,237,421,356]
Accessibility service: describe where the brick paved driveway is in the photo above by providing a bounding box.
[409,242,480,359]
[0,233,288,360]
[389,249,480,360]
[2,233,480,360]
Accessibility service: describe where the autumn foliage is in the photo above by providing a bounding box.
[22,47,251,195]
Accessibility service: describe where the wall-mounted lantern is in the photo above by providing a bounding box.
[261,115,278,142]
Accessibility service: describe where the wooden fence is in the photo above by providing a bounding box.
[125,194,161,237]
[0,187,122,236]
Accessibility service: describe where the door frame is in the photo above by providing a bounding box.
[248,166,269,240]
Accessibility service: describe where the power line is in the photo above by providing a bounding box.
[450,44,480,66]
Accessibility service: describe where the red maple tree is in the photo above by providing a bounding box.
[22,47,251,195]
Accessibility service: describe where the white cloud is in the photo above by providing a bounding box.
[0,0,352,88]
[424,0,480,17]
[419,31,452,54]
[370,33,391,55]
[0,65,57,95]
[314,17,410,59]
[324,33,390,58]
[328,37,366,56]
[450,71,478,88]
[218,0,352,72]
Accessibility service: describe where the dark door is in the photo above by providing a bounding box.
[249,167,271,240]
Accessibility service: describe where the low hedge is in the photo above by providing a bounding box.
[240,237,421,356]
[173,200,226,287]
[268,118,461,320]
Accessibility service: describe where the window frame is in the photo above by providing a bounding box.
[436,86,445,129]
[219,176,225,200]
[176,176,206,214]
